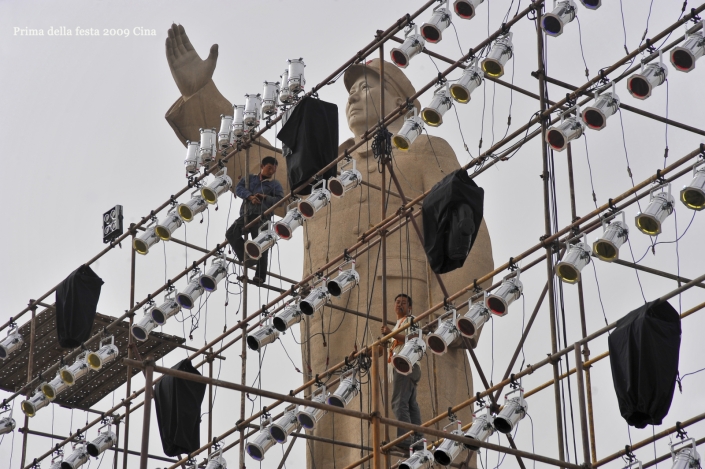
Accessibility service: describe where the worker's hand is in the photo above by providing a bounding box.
[247,195,262,204]
[381,325,392,336]
[254,193,266,200]
[166,24,219,98]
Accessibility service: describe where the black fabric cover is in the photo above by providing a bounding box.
[608,300,681,428]
[276,97,338,195]
[55,265,104,348]
[154,359,207,456]
[421,170,484,274]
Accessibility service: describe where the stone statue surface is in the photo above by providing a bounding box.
[165,24,493,468]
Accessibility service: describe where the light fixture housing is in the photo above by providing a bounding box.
[627,58,668,100]
[391,25,426,68]
[486,270,522,317]
[299,285,331,316]
[133,226,160,255]
[582,86,620,131]
[218,115,234,149]
[60,356,91,386]
[177,195,208,222]
[453,0,484,20]
[273,303,303,332]
[184,141,201,174]
[298,180,331,219]
[199,128,217,166]
[0,416,15,435]
[205,449,227,469]
[327,370,360,408]
[329,160,362,197]
[546,110,585,152]
[422,84,452,127]
[463,412,495,450]
[635,183,675,235]
[86,336,119,371]
[244,93,262,128]
[176,277,205,310]
[0,328,23,359]
[131,312,158,342]
[456,298,490,338]
[233,104,246,137]
[555,235,591,284]
[578,0,601,9]
[393,108,425,151]
[87,430,117,457]
[275,206,305,240]
[245,221,278,260]
[296,387,329,430]
[482,32,513,78]
[426,309,460,355]
[269,409,298,443]
[61,445,89,469]
[433,424,464,466]
[541,0,577,37]
[151,298,181,325]
[670,25,705,73]
[670,438,701,469]
[261,81,280,115]
[246,425,277,461]
[326,265,360,297]
[287,58,306,95]
[393,333,426,375]
[399,446,435,469]
[21,391,50,417]
[279,69,293,105]
[201,170,233,205]
[450,62,483,103]
[592,212,629,262]
[421,1,452,44]
[42,375,69,401]
[199,258,228,292]
[155,212,184,241]
[680,160,705,210]
[493,392,528,434]
[247,324,280,352]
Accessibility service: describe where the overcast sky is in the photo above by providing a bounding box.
[2,1,705,468]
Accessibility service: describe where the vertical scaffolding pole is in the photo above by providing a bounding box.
[139,359,154,469]
[19,304,36,469]
[208,347,214,455]
[239,148,250,469]
[573,344,591,466]
[371,344,382,469]
[122,229,137,469]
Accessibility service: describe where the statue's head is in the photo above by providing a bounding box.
[343,59,421,139]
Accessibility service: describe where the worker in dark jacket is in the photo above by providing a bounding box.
[226,156,284,284]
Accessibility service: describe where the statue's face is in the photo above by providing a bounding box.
[346,73,403,138]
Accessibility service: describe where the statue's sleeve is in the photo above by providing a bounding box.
[165,80,233,147]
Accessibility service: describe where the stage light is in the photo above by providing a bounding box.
[546,108,585,152]
[247,324,280,352]
[434,422,464,466]
[670,25,705,73]
[421,1,452,44]
[453,0,483,20]
[627,54,668,100]
[485,270,522,317]
[199,128,217,166]
[299,285,331,316]
[201,170,233,205]
[463,412,495,451]
[60,355,91,386]
[0,416,15,435]
[155,212,184,241]
[275,206,305,240]
[102,204,123,245]
[298,180,331,219]
[199,257,228,292]
[233,104,246,138]
[493,390,528,434]
[269,408,298,443]
[245,221,278,260]
[21,391,50,417]
[131,312,157,342]
[592,211,629,262]
[244,94,262,128]
[0,328,23,359]
[61,445,89,469]
[246,424,276,461]
[184,141,201,174]
[86,336,119,371]
[329,160,362,197]
[392,329,426,375]
[422,84,452,127]
[578,0,601,9]
[390,25,426,68]
[635,183,675,235]
[273,303,303,332]
[262,81,280,116]
[399,443,434,469]
[41,375,69,401]
[218,115,234,149]
[427,309,460,356]
[555,235,591,284]
[133,226,160,255]
[176,277,205,310]
[279,69,293,105]
[670,438,701,469]
[541,0,577,37]
[327,369,360,408]
[456,297,490,338]
[296,387,329,430]
[151,298,181,325]
[393,108,425,151]
[86,430,117,457]
[450,62,483,103]
[680,160,705,210]
[287,58,306,95]
[177,195,208,222]
[582,85,620,131]
[326,264,360,297]
[205,449,227,469]
[482,32,513,78]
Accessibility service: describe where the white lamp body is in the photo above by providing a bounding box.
[297,389,328,430]
[279,69,293,104]
[275,208,304,240]
[233,105,246,137]
[392,337,426,375]
[482,33,513,78]
[546,117,584,152]
[680,165,705,211]
[299,286,331,316]
[42,376,69,401]
[671,31,705,73]
[177,196,207,222]
[155,213,183,241]
[457,301,490,337]
[541,0,577,37]
[246,427,277,461]
[555,240,591,284]
[593,219,629,262]
[244,94,262,128]
[133,226,160,255]
[87,431,117,457]
[298,187,331,219]
[399,448,435,469]
[262,81,280,115]
[493,396,528,434]
[393,109,425,151]
[244,225,278,260]
[326,268,360,297]
[60,358,90,386]
[421,7,452,44]
[582,92,620,130]
[273,304,303,332]
[0,416,15,435]
[22,391,50,417]
[176,278,205,310]
[329,168,362,198]
[205,452,227,469]
[287,58,306,94]
[453,0,484,20]
[218,115,234,149]
[433,429,464,466]
[635,188,675,235]
[61,446,89,469]
[421,86,452,127]
[199,128,217,166]
[246,325,279,352]
[270,411,298,443]
[450,64,483,103]
[426,316,460,355]
[131,313,158,342]
[390,33,425,68]
[0,331,23,359]
[627,63,668,100]
[463,413,495,450]
[486,276,522,317]
[201,174,233,205]
[86,343,119,370]
[199,260,228,292]
[327,372,360,408]
[151,299,181,325]
[184,141,201,174]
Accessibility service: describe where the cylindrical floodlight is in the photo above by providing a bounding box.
[233,104,245,137]
[457,300,490,338]
[247,324,279,352]
[218,115,234,149]
[279,69,293,104]
[326,267,360,297]
[482,33,513,78]
[21,391,50,417]
[579,0,601,9]
[204,449,227,469]
[421,3,452,44]
[486,271,522,317]
[327,371,359,408]
[670,438,701,469]
[422,85,452,127]
[244,94,262,128]
[61,446,89,469]
[296,388,328,430]
[635,184,675,235]
[427,314,460,356]
[670,27,705,73]
[42,376,69,401]
[201,173,233,205]
[0,416,15,435]
[581,90,620,131]
[329,161,362,198]
[49,462,63,469]
[627,61,668,100]
[184,141,201,174]
[262,81,280,115]
[87,431,117,457]
[155,212,183,241]
[269,410,298,443]
[273,304,303,332]
[680,161,705,210]
[177,195,207,222]
[393,336,426,375]
[245,223,278,260]
[463,413,495,450]
[434,428,464,466]
[246,427,276,461]
[546,115,584,152]
[176,277,205,310]
[133,226,160,255]
[453,0,483,20]
[299,286,331,316]
[199,260,228,292]
[0,330,23,359]
[450,63,483,103]
[151,298,181,325]
[393,108,425,151]
[199,128,217,166]
[399,448,435,469]
[275,208,304,240]
[287,58,306,94]
[592,212,629,262]
[555,236,591,284]
[60,358,90,386]
[298,182,331,219]
[541,0,577,37]
[391,26,425,68]
[86,341,119,371]
[493,395,528,434]
[131,313,158,342]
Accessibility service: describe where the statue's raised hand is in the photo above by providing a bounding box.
[166,24,218,98]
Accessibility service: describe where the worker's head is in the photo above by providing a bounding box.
[260,156,278,178]
[394,293,412,317]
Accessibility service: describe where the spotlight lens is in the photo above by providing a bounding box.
[300,302,314,316]
[43,385,56,400]
[275,224,292,240]
[270,427,286,443]
[87,354,101,369]
[391,50,408,67]
[428,336,446,354]
[273,318,287,332]
[672,50,694,71]
[202,189,217,204]
[637,216,660,235]
[246,336,260,351]
[557,264,579,283]
[457,318,476,337]
[422,25,441,42]
[454,2,474,18]
[327,282,342,297]
[434,450,452,466]
[594,241,617,260]
[134,240,148,255]
[493,417,512,434]
[131,326,147,342]
[21,401,35,417]
[584,110,604,129]
[201,277,217,292]
[628,77,649,98]
[246,445,264,461]
[298,414,315,430]
[542,16,562,35]
[152,309,166,324]
[392,135,410,150]
[547,129,565,150]
[482,60,502,77]
[87,445,100,458]
[299,202,315,218]
[487,297,506,315]
[450,85,470,103]
[155,226,170,240]
[327,396,345,408]
[0,348,7,359]
[329,180,344,197]
[584,0,599,5]
[60,370,74,385]
[682,189,705,209]
[178,206,193,221]
[422,109,442,126]
[177,295,194,309]
[246,243,261,259]
[393,356,411,374]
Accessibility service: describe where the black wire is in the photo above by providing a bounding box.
[575,16,590,80]
[633,211,696,264]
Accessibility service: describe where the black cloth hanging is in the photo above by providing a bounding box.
[421,170,484,274]
[608,300,681,428]
[154,359,207,456]
[276,97,338,195]
[55,265,104,348]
